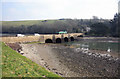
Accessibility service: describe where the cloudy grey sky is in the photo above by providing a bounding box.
[1,0,119,21]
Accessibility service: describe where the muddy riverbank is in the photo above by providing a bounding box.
[52,44,120,77]
[7,42,120,77]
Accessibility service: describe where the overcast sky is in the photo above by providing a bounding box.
[1,0,119,21]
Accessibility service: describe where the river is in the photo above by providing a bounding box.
[64,37,120,53]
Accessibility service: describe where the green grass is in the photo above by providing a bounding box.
[25,42,43,44]
[2,20,43,27]
[0,42,2,79]
[2,42,63,78]
[2,20,60,27]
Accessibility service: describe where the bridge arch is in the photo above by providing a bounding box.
[64,37,68,42]
[77,35,83,37]
[45,39,53,43]
[56,38,61,43]
[70,37,74,41]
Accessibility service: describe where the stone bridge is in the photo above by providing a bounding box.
[1,33,83,43]
[44,33,83,43]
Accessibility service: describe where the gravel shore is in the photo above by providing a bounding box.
[15,43,119,77]
[19,43,75,77]
[52,44,120,77]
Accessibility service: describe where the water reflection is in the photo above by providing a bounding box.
[66,40,120,53]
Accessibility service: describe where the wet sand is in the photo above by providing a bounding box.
[16,43,120,77]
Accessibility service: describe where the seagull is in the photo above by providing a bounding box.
[107,48,111,52]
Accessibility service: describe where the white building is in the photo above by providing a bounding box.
[34,33,40,36]
[17,34,25,37]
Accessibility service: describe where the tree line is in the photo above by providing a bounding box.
[88,13,120,37]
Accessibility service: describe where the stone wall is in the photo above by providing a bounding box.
[1,36,42,43]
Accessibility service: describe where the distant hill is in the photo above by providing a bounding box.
[2,20,59,27]
[2,19,110,27]
[1,19,112,36]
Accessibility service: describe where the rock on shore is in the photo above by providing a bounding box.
[52,45,120,77]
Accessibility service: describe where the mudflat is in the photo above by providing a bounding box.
[16,43,120,77]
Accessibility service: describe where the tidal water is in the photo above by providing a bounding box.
[64,39,120,53]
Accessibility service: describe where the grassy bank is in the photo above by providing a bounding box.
[2,42,62,78]
[25,42,43,44]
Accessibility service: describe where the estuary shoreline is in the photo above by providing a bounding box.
[6,42,120,77]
